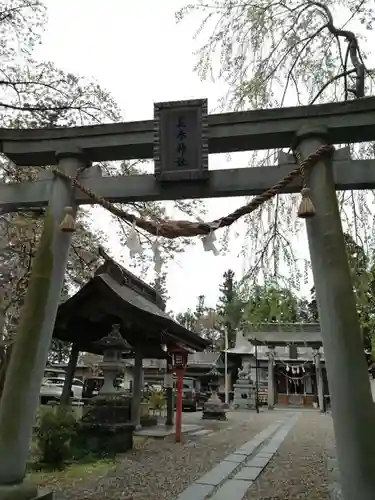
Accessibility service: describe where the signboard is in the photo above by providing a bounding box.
[154,98,208,181]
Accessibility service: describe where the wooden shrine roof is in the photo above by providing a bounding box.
[53,251,209,356]
[244,323,322,346]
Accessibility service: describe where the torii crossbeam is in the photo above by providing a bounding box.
[0,157,374,212]
[1,97,375,213]
[1,96,375,165]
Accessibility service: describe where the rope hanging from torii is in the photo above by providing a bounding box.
[57,144,334,237]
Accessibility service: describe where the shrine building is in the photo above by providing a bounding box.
[226,324,329,410]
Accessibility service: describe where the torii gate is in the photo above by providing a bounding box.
[0,97,374,500]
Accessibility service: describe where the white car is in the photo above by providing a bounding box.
[40,377,84,404]
[71,378,84,400]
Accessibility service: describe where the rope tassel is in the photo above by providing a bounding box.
[297,187,316,219]
[294,147,319,220]
[59,206,76,232]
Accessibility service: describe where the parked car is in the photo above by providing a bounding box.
[82,376,131,399]
[173,377,208,411]
[40,377,84,404]
[71,378,84,400]
[82,376,104,399]
[44,368,66,378]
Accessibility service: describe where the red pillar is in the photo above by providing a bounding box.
[175,367,184,443]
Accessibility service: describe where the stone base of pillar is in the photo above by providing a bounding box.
[76,422,134,454]
[78,395,134,454]
[232,381,256,410]
[268,405,274,410]
[0,482,52,500]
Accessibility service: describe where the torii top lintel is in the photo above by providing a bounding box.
[1,97,375,166]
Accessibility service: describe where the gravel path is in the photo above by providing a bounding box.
[245,411,334,500]
[33,411,280,500]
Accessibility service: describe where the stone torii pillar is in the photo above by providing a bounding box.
[0,146,86,497]
[295,126,375,500]
[312,347,324,412]
[266,346,275,410]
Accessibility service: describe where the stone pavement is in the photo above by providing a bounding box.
[174,413,299,500]
[245,410,332,500]
[32,409,334,500]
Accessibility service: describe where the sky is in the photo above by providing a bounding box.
[34,0,315,313]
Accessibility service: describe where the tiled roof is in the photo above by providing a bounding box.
[124,351,221,369]
[187,352,220,366]
[55,269,210,353]
[244,323,322,345]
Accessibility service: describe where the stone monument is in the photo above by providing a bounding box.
[232,361,256,410]
[202,365,227,420]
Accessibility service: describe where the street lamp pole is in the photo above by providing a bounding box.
[224,327,229,405]
[254,339,260,414]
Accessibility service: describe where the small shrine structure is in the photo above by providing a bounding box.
[133,351,234,393]
[226,324,328,410]
[202,365,227,420]
[53,250,209,434]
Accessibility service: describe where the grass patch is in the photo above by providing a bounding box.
[28,459,116,489]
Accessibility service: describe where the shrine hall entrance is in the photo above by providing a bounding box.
[274,361,329,407]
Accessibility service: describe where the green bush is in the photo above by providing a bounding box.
[36,407,77,469]
[148,390,165,410]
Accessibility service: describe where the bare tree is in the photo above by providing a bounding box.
[177,0,375,292]
[0,0,206,393]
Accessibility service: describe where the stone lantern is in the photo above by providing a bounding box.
[94,324,132,396]
[202,364,227,420]
[78,325,134,456]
